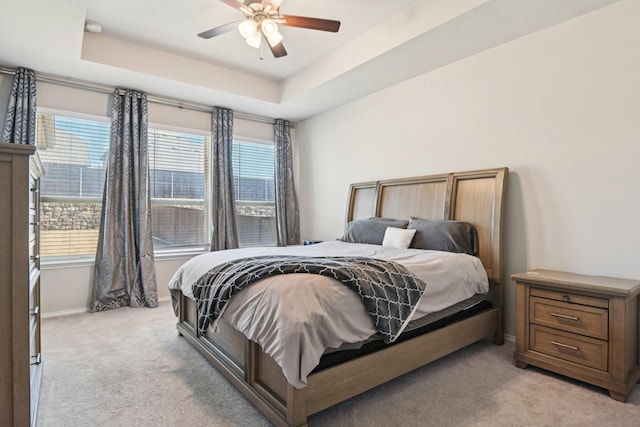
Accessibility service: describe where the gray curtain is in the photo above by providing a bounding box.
[209,106,239,251]
[2,67,37,144]
[274,119,300,246]
[91,89,158,311]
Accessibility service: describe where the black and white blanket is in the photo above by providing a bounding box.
[192,255,427,343]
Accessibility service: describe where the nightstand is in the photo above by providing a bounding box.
[513,269,640,402]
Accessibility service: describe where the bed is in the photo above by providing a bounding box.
[169,167,508,427]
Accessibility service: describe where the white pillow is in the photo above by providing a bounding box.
[382,227,416,249]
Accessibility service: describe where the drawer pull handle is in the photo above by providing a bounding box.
[551,341,579,351]
[31,353,42,365]
[550,312,579,321]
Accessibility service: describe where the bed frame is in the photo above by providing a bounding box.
[176,167,508,427]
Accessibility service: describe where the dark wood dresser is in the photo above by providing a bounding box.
[0,142,45,426]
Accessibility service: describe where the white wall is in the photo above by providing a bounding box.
[40,258,189,316]
[295,1,640,337]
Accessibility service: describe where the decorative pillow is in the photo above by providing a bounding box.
[382,227,416,249]
[339,217,409,245]
[408,218,479,256]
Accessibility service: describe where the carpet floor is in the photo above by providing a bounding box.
[37,301,640,426]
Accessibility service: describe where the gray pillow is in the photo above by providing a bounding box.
[339,217,409,245]
[408,218,478,256]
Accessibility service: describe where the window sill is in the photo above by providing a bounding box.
[41,255,95,270]
[41,247,207,270]
[154,247,207,261]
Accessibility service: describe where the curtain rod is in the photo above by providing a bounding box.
[0,66,285,126]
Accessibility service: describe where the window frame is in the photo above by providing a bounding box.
[39,111,277,268]
[232,136,277,247]
[37,108,112,268]
[147,122,212,256]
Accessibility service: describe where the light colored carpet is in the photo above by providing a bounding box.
[37,301,640,426]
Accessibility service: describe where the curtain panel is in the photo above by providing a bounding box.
[209,106,239,251]
[91,89,158,311]
[2,67,37,144]
[274,119,300,246]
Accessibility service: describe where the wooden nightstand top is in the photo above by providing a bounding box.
[512,269,640,298]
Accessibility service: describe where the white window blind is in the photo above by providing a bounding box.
[148,128,210,250]
[37,113,110,258]
[37,114,277,258]
[233,140,276,246]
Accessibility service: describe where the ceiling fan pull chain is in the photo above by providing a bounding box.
[260,33,265,60]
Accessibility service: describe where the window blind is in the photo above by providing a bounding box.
[232,140,276,247]
[37,113,110,257]
[148,128,209,250]
[37,113,278,258]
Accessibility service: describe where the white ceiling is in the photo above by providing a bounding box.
[85,0,416,81]
[0,0,622,121]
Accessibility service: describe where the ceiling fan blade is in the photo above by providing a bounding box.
[198,21,241,39]
[267,39,287,58]
[218,0,244,10]
[281,15,341,32]
[262,0,282,8]
[219,0,254,14]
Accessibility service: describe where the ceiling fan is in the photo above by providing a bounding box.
[198,0,341,58]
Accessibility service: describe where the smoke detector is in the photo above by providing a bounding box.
[85,20,103,33]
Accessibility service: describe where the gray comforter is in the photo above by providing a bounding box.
[193,255,427,344]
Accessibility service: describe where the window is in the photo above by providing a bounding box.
[37,112,277,259]
[233,140,276,246]
[148,128,209,250]
[37,113,110,258]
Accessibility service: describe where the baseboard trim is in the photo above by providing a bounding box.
[42,296,172,318]
[41,307,89,319]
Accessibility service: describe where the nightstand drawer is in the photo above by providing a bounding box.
[530,325,607,371]
[530,296,608,340]
[530,288,608,309]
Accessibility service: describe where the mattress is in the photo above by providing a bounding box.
[314,297,492,371]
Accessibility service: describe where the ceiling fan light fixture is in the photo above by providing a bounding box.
[245,31,262,48]
[261,19,278,36]
[238,19,258,39]
[266,30,283,46]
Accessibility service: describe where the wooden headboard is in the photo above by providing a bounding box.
[345,167,508,285]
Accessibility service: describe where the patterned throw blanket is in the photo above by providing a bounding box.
[192,255,427,343]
